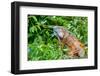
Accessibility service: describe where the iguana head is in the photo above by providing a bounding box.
[53,26,69,39]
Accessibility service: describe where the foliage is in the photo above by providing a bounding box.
[28,15,88,61]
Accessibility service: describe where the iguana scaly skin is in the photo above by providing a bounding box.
[53,26,85,58]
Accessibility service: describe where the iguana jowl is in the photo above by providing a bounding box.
[53,26,85,58]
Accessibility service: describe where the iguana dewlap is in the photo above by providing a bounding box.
[53,26,85,58]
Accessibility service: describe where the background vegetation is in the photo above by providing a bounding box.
[28,15,88,61]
